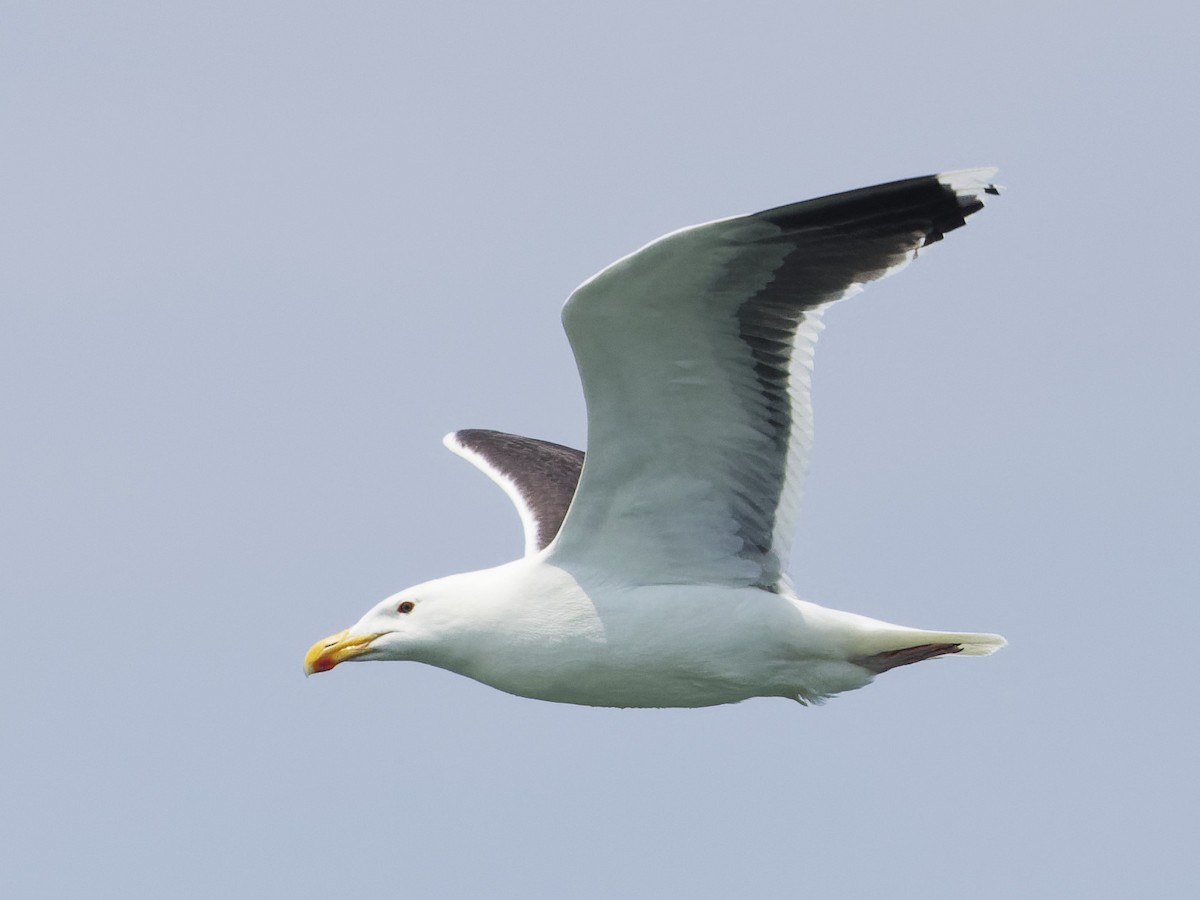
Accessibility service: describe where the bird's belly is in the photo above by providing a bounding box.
[468,650,767,708]
[491,647,769,708]
[449,586,872,708]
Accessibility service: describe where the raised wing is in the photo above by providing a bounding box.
[444,429,584,556]
[548,169,998,589]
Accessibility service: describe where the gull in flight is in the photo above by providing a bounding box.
[305,170,1005,707]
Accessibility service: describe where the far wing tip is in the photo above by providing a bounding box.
[938,167,1002,199]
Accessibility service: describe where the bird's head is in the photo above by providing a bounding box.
[303,575,472,676]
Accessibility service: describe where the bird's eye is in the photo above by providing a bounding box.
[397,601,415,614]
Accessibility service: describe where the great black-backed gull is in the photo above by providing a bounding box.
[304,170,1005,707]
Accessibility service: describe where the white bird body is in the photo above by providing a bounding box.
[305,169,1006,708]
[348,556,1000,707]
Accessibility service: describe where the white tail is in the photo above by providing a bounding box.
[850,629,1005,674]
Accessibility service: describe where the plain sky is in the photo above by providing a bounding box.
[4,2,1198,897]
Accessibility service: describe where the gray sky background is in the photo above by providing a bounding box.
[4,2,1198,896]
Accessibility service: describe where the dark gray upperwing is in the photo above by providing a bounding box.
[443,429,584,555]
